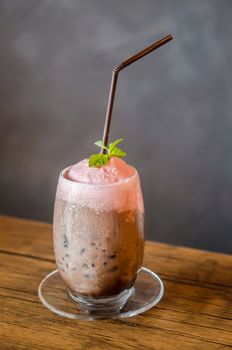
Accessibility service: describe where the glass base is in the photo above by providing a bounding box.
[38,267,164,320]
[69,287,134,315]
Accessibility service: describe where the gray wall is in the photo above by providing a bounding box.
[1,0,232,253]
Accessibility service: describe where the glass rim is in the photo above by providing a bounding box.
[60,164,139,188]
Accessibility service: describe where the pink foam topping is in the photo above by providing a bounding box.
[57,157,144,213]
[64,157,135,184]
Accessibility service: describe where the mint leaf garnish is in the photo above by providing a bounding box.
[110,147,126,158]
[94,140,108,152]
[109,138,123,153]
[88,138,126,167]
[88,154,110,167]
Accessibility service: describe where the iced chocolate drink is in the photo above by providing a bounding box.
[53,157,144,302]
[39,36,171,318]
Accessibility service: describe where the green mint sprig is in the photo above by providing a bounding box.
[88,138,126,167]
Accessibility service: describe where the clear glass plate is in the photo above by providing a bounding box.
[38,267,164,320]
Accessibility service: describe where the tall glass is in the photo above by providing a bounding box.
[53,166,144,314]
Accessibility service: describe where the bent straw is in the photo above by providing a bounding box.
[101,34,173,153]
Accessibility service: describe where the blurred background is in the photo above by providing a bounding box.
[0,0,231,253]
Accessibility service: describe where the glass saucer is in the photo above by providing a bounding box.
[38,267,164,320]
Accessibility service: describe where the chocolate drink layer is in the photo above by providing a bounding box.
[54,204,144,296]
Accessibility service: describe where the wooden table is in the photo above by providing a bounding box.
[0,215,231,349]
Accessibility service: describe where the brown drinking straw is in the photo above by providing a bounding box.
[101,34,173,153]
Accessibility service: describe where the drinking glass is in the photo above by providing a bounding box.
[53,166,144,314]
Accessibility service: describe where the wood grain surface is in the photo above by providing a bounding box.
[0,215,231,349]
